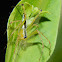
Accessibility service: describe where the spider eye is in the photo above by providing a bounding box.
[21,4,24,6]
[41,10,42,11]
[24,36,27,39]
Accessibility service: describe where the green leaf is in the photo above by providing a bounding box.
[5,0,61,62]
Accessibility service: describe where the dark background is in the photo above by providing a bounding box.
[0,0,62,62]
[0,0,20,62]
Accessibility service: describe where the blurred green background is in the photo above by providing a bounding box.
[47,1,62,62]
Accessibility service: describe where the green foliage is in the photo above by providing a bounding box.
[5,0,61,62]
